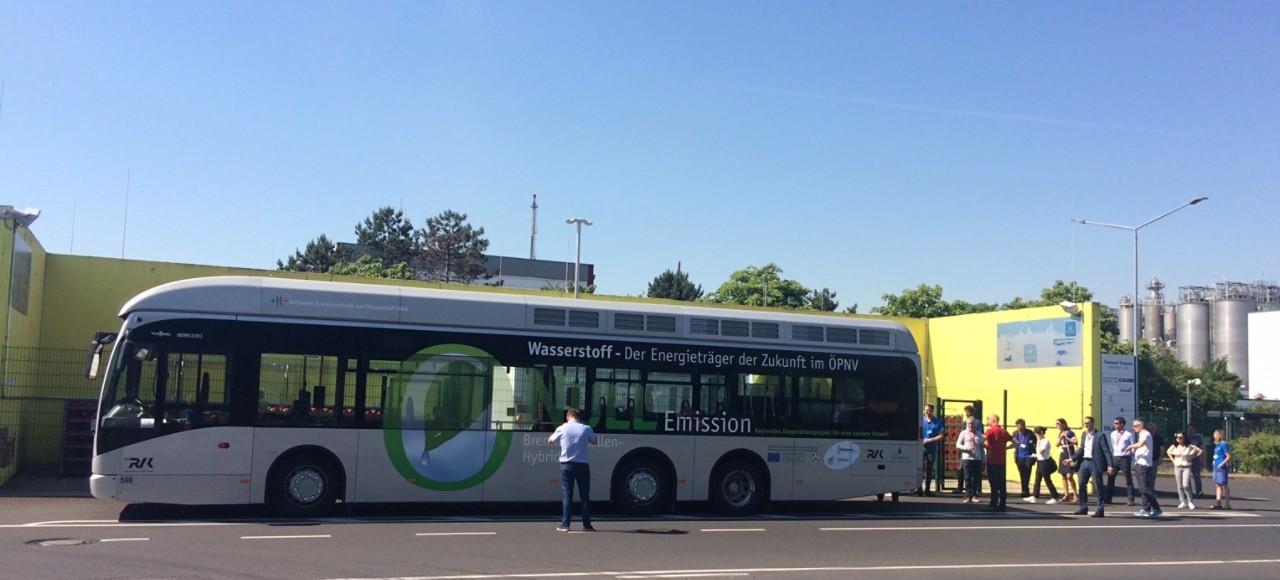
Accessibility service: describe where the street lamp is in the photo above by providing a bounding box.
[1073,196,1208,417]
[565,218,592,299]
[1186,378,1202,426]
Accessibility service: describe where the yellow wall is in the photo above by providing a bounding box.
[926,303,1101,466]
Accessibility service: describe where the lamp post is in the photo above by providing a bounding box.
[565,218,592,299]
[1073,196,1208,418]
[1186,378,1202,426]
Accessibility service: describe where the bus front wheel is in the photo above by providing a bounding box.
[271,454,339,518]
[710,459,765,516]
[613,456,670,516]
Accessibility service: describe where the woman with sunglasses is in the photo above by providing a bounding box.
[1166,432,1203,509]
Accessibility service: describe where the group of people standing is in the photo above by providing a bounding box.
[918,404,1235,517]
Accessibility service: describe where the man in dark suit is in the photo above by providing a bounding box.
[1070,416,1115,517]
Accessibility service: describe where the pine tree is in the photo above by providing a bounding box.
[418,210,490,284]
[277,234,340,273]
[647,268,703,301]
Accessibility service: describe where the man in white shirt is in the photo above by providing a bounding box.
[1107,416,1136,506]
[1125,418,1163,518]
[549,408,599,531]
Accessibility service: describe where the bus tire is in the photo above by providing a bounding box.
[710,459,765,516]
[271,453,339,518]
[612,455,670,516]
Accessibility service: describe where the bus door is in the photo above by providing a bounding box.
[938,399,982,492]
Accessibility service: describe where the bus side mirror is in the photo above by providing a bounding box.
[84,332,118,380]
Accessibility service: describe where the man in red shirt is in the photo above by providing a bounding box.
[984,414,1015,511]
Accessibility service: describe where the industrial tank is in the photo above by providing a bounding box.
[1118,295,1137,346]
[1212,282,1254,385]
[1176,289,1210,369]
[1163,305,1177,344]
[1143,278,1166,343]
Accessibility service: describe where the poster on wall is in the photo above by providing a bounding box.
[1100,354,1137,428]
[996,317,1082,369]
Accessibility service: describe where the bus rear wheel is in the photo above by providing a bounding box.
[710,459,765,516]
[271,454,338,518]
[613,456,670,516]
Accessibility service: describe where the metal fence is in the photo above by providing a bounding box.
[0,347,101,487]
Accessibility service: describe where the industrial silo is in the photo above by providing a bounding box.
[1212,282,1255,384]
[1177,286,1211,368]
[1163,304,1177,344]
[1118,295,1137,346]
[1143,278,1166,343]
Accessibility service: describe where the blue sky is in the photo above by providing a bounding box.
[2,2,1277,311]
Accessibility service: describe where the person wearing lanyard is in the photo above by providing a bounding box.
[917,403,944,496]
[1071,416,1114,518]
[548,408,599,532]
[1012,419,1037,501]
[1107,416,1136,506]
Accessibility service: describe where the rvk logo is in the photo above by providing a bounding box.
[865,449,884,460]
[125,457,154,470]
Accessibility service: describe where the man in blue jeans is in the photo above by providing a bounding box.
[548,408,598,531]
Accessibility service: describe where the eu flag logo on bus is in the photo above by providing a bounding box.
[767,452,781,463]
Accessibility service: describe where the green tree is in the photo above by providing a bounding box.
[1002,279,1094,310]
[355,206,417,268]
[871,284,953,318]
[1191,357,1242,415]
[843,303,859,314]
[647,268,703,301]
[951,300,999,315]
[1137,343,1186,414]
[328,255,415,280]
[708,263,809,309]
[808,288,839,312]
[277,234,340,273]
[418,210,490,284]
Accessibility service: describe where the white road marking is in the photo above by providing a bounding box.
[98,537,149,542]
[240,534,331,540]
[699,528,766,532]
[820,523,1278,531]
[322,558,1280,579]
[5,520,238,529]
[415,532,497,537]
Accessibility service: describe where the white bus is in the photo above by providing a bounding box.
[88,276,921,517]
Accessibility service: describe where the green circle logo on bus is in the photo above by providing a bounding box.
[383,344,513,491]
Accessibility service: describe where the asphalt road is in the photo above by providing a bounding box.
[1,475,1277,580]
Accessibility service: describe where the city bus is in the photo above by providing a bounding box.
[87,276,921,517]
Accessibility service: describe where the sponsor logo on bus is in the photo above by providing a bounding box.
[124,456,154,471]
[822,441,860,469]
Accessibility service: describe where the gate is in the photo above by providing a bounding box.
[938,399,983,491]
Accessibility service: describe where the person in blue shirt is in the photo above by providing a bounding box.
[1211,429,1232,510]
[1012,418,1037,500]
[916,403,944,496]
[548,408,599,531]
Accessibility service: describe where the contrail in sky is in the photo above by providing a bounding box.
[733,84,1197,137]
